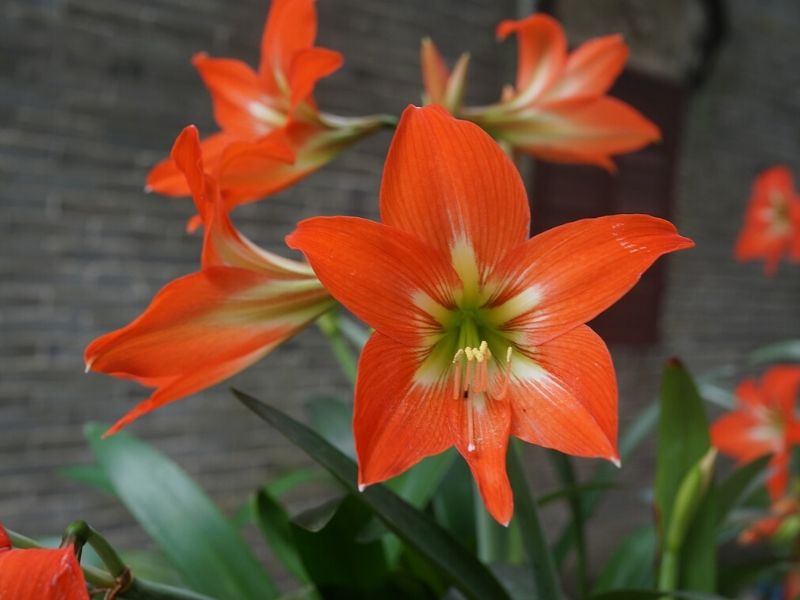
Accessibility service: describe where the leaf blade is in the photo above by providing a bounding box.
[235,389,511,600]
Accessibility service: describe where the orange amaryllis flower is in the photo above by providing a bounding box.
[711,366,800,500]
[87,126,334,435]
[452,14,659,169]
[287,105,693,524]
[147,0,384,214]
[738,496,799,545]
[0,523,89,599]
[735,166,800,276]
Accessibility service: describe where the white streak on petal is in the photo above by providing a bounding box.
[491,285,543,323]
[450,235,481,296]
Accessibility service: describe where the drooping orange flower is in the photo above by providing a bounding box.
[738,496,799,545]
[0,523,89,600]
[426,14,660,169]
[87,126,334,435]
[711,366,800,500]
[735,166,800,276]
[287,105,693,524]
[147,0,384,217]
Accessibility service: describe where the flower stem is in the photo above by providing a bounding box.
[6,528,213,600]
[548,451,588,599]
[316,310,358,385]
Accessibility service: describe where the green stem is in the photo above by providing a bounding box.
[316,310,358,385]
[657,549,679,594]
[64,520,128,578]
[507,441,563,600]
[548,451,588,598]
[6,529,213,600]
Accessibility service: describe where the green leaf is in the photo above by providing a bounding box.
[306,396,355,458]
[655,362,718,594]
[655,359,711,539]
[231,468,330,529]
[554,402,659,565]
[85,423,277,600]
[60,463,115,495]
[507,441,563,600]
[235,389,511,600]
[120,551,184,587]
[548,451,587,597]
[432,458,476,552]
[748,339,800,366]
[591,590,728,600]
[388,450,455,508]
[290,495,395,597]
[592,526,656,594]
[678,485,717,592]
[715,454,771,526]
[536,481,619,507]
[253,489,311,584]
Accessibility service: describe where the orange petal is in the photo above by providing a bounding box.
[147,131,235,197]
[286,216,459,346]
[258,0,318,92]
[380,105,530,276]
[488,215,693,347]
[355,332,453,488]
[766,452,791,501]
[288,47,343,107]
[711,411,776,463]
[0,530,89,600]
[500,96,661,169]
[193,54,279,138]
[539,34,628,103]
[763,366,800,414]
[734,379,764,409]
[86,267,332,432]
[450,390,513,525]
[497,14,566,103]
[167,126,301,270]
[508,325,618,462]
[420,37,449,105]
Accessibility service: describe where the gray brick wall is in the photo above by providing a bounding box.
[2,0,800,583]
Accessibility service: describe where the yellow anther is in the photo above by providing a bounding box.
[452,348,464,363]
[506,346,513,363]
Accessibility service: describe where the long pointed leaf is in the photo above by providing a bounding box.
[715,454,771,526]
[85,424,277,600]
[548,450,588,597]
[253,489,311,584]
[508,441,563,600]
[235,389,510,600]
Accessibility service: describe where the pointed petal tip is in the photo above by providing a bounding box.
[191,51,210,66]
[84,357,94,374]
[611,456,621,468]
[357,482,367,492]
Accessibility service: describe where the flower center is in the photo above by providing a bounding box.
[450,340,513,452]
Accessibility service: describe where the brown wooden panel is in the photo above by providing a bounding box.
[530,70,685,344]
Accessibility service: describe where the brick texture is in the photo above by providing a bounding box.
[2,0,800,583]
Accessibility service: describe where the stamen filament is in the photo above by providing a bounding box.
[497,346,513,398]
[467,399,475,452]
